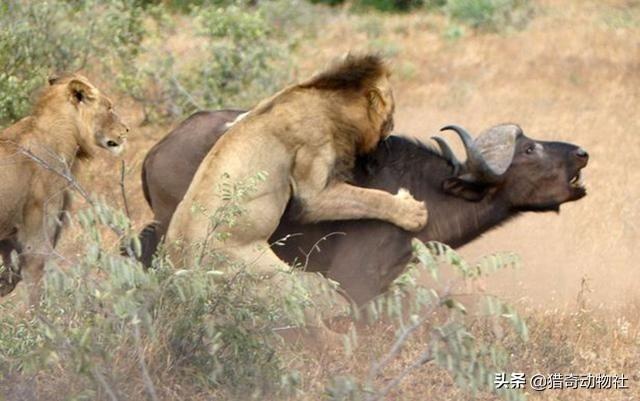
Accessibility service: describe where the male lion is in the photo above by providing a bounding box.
[166,54,427,273]
[0,74,129,303]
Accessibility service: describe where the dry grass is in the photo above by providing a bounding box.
[2,0,640,399]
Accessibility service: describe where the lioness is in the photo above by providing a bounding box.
[0,74,129,303]
[165,54,428,274]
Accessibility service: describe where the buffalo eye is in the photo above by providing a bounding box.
[525,144,535,155]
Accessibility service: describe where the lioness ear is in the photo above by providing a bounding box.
[442,177,490,202]
[68,79,94,105]
[48,75,60,85]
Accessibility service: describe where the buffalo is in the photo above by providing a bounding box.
[136,109,589,305]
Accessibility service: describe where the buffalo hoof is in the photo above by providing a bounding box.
[0,266,21,297]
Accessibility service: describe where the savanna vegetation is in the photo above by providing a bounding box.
[1,0,639,400]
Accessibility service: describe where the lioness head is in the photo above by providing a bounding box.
[42,74,129,156]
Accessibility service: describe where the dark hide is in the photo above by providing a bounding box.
[137,110,588,305]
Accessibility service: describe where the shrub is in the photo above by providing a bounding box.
[310,0,424,13]
[0,0,144,124]
[0,0,307,125]
[124,1,306,122]
[355,0,424,12]
[325,240,528,401]
[445,0,534,31]
[0,174,314,399]
[0,167,529,400]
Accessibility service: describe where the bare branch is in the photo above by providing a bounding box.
[120,160,131,220]
[36,314,121,401]
[365,312,429,387]
[369,348,434,401]
[298,231,346,271]
[13,142,128,239]
[91,367,121,401]
[13,142,92,205]
[5,140,140,259]
[133,320,159,401]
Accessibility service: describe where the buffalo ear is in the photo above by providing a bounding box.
[443,177,490,202]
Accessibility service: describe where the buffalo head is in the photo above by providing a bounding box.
[434,124,588,211]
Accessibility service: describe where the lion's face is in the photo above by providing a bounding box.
[371,74,395,140]
[50,75,129,156]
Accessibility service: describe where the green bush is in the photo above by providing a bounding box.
[0,0,144,124]
[355,0,424,12]
[122,0,307,122]
[311,0,424,13]
[0,195,530,400]
[0,160,529,400]
[332,240,529,401]
[445,0,533,31]
[0,0,308,124]
[0,176,313,399]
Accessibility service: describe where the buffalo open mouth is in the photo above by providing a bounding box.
[568,170,587,199]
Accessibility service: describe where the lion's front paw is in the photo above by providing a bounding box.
[392,188,428,232]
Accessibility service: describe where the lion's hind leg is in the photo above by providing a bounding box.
[225,242,351,347]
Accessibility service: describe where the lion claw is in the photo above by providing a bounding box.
[393,188,428,232]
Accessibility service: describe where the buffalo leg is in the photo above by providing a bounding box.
[0,240,21,297]
[137,221,165,267]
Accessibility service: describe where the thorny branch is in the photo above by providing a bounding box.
[36,315,121,401]
[364,279,459,400]
[133,319,159,401]
[120,160,131,219]
[368,348,435,401]
[10,141,137,257]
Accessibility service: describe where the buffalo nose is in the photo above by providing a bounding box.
[575,148,589,160]
[574,147,589,167]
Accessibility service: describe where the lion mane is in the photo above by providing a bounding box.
[248,54,394,181]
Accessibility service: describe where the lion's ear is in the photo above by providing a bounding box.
[367,88,386,116]
[68,79,95,105]
[48,75,60,85]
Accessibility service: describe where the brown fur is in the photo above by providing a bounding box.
[138,111,589,307]
[0,74,129,303]
[166,53,426,267]
[164,54,427,338]
[252,54,395,162]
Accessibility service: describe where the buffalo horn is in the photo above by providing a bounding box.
[431,136,461,176]
[440,125,503,182]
